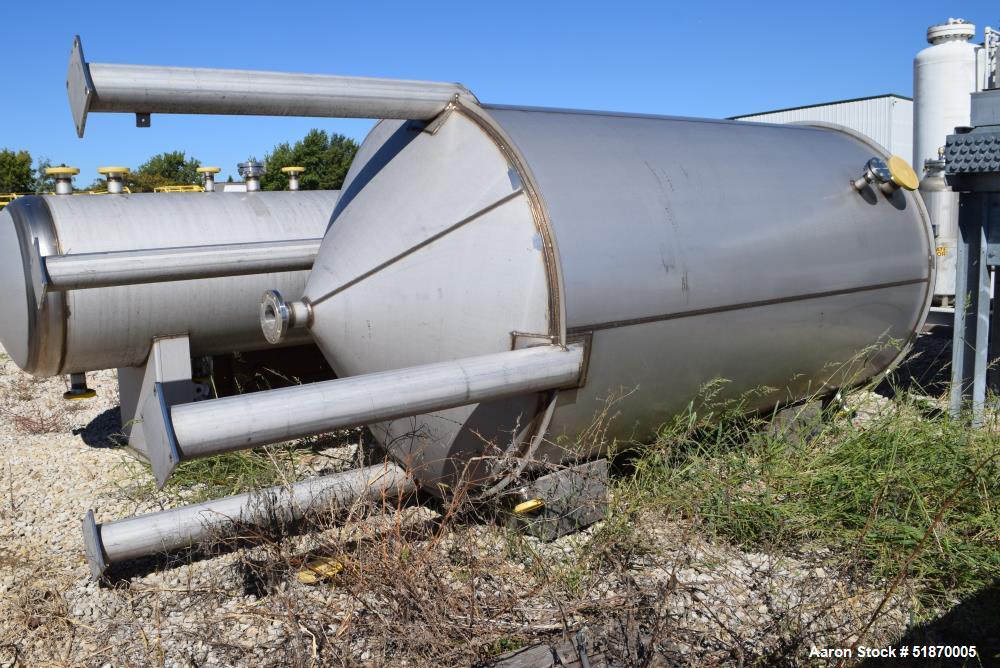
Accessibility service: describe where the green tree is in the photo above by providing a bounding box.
[0,149,34,193]
[128,151,202,192]
[32,157,55,193]
[260,130,358,191]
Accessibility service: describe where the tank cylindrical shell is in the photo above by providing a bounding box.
[0,191,338,376]
[302,103,934,491]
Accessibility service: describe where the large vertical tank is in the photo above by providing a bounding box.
[913,19,981,301]
[914,19,980,169]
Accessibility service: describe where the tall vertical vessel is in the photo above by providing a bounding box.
[913,18,981,301]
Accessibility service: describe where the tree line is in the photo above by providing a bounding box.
[0,129,358,194]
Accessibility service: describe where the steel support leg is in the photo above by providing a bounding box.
[950,194,994,425]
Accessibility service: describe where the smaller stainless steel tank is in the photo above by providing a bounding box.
[0,190,338,376]
[919,156,958,302]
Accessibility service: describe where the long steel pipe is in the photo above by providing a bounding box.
[68,37,474,136]
[42,238,322,291]
[83,462,414,578]
[146,344,585,485]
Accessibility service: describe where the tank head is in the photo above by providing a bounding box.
[927,19,975,44]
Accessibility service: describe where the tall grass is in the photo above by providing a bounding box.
[618,386,1000,613]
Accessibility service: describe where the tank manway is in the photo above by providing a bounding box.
[142,344,586,487]
[83,463,414,579]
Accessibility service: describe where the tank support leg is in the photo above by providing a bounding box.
[948,195,1000,426]
[82,462,414,579]
[124,335,205,457]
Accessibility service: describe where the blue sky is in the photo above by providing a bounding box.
[1,1,996,183]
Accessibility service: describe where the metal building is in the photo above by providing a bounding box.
[731,94,913,159]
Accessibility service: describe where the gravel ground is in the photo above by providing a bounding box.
[0,344,920,667]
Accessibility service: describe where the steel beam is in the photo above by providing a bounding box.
[143,344,585,486]
[83,462,413,578]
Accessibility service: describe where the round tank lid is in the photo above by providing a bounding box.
[887,155,919,191]
[280,166,305,174]
[927,18,975,44]
[197,166,221,174]
[45,166,79,176]
[97,166,129,175]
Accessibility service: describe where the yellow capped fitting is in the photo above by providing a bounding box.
[280,166,306,174]
[64,388,97,400]
[97,166,130,175]
[296,556,344,584]
[886,155,919,191]
[196,166,221,174]
[513,498,545,515]
[45,166,80,176]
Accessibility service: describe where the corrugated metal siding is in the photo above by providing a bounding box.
[733,96,913,159]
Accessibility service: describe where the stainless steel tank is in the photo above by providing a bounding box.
[298,104,934,490]
[919,157,958,302]
[0,190,339,376]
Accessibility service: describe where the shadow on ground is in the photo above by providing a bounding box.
[74,407,126,448]
[877,327,953,398]
[861,581,1000,667]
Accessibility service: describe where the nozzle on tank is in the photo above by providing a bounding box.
[197,166,221,192]
[46,167,79,195]
[97,166,129,194]
[852,156,918,196]
[260,290,311,344]
[237,160,265,192]
[64,372,96,400]
[281,166,305,191]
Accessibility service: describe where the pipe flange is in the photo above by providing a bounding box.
[260,290,291,345]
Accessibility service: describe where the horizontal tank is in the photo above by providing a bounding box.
[302,103,934,490]
[0,190,338,376]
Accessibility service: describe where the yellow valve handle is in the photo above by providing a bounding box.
[196,166,221,174]
[97,166,130,175]
[513,499,545,515]
[281,166,306,174]
[886,155,919,191]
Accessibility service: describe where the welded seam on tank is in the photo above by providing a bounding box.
[566,277,930,334]
[458,103,564,343]
[307,189,525,308]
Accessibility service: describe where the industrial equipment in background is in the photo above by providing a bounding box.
[734,19,999,308]
[24,36,935,578]
[945,81,1000,426]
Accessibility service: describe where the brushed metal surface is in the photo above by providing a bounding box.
[0,190,339,375]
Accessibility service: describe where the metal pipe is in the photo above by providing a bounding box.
[146,344,584,485]
[42,238,321,291]
[82,462,414,578]
[68,37,474,136]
